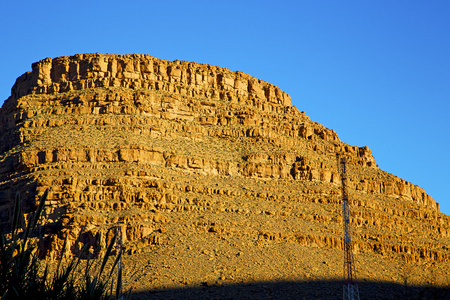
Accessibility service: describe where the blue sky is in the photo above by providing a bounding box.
[1,1,449,214]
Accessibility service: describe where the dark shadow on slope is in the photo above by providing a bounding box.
[131,279,450,300]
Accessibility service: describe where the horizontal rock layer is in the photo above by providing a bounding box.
[10,53,291,106]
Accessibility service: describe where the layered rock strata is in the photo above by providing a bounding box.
[0,54,449,287]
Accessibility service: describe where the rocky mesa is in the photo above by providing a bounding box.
[0,53,449,296]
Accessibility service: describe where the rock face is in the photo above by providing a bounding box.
[1,54,449,291]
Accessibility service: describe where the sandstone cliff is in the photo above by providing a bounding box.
[0,54,449,292]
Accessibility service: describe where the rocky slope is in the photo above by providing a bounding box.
[0,53,449,296]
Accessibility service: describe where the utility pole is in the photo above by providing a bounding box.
[116,227,124,300]
[339,157,360,300]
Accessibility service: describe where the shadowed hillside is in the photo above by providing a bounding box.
[131,280,450,300]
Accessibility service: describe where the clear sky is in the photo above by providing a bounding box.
[1,1,449,215]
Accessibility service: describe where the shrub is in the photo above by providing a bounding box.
[0,190,130,299]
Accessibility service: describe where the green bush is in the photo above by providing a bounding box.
[0,190,130,300]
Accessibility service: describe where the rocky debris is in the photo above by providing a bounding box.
[0,54,448,292]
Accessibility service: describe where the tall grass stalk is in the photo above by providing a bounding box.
[0,190,130,299]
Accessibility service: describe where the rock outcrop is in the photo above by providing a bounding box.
[0,54,449,290]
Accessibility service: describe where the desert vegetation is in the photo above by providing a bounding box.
[0,189,129,299]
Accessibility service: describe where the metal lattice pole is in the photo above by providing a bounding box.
[116,227,124,300]
[339,157,360,300]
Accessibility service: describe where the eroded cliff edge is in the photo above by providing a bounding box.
[0,54,448,271]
